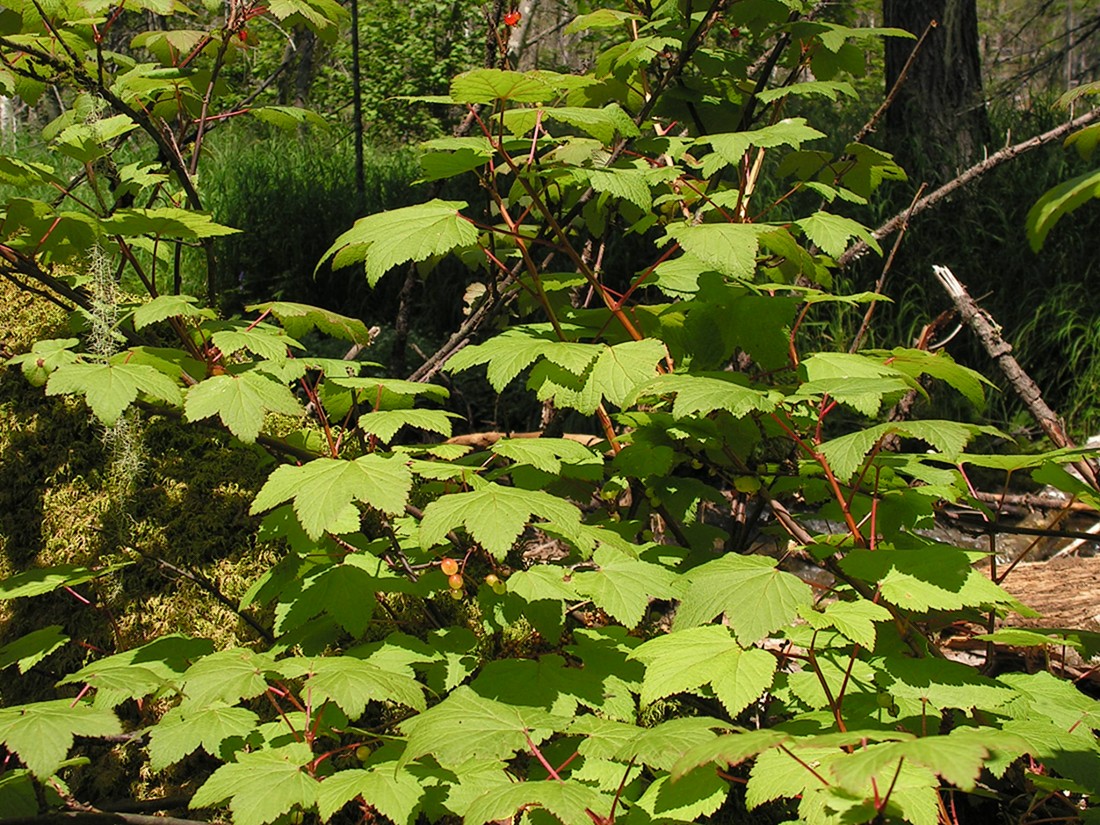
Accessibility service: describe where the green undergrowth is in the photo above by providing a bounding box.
[2,3,1100,824]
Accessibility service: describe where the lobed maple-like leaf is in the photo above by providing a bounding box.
[189,742,319,825]
[418,480,582,559]
[47,361,181,424]
[450,68,559,103]
[674,554,812,644]
[632,625,777,716]
[634,768,729,822]
[831,728,1031,794]
[147,702,259,770]
[246,301,374,345]
[357,409,458,442]
[695,119,826,177]
[320,200,478,286]
[818,420,987,480]
[251,455,413,539]
[490,437,602,474]
[572,546,680,629]
[664,223,772,280]
[0,700,120,778]
[464,781,610,825]
[0,626,68,674]
[99,207,239,239]
[132,294,214,329]
[184,370,302,443]
[276,655,426,719]
[179,648,277,706]
[399,686,569,769]
[839,546,1028,614]
[0,562,130,599]
[670,729,790,779]
[797,210,881,257]
[316,764,424,824]
[446,328,601,391]
[627,373,779,419]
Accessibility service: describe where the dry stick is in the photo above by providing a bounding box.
[848,182,927,354]
[852,20,937,145]
[930,264,1100,490]
[838,108,1100,270]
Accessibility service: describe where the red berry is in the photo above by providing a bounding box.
[440,557,459,576]
[504,10,521,26]
[447,573,464,590]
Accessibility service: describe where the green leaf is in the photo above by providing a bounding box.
[675,555,813,644]
[184,371,302,443]
[100,207,239,239]
[275,563,383,637]
[248,105,328,130]
[491,438,602,474]
[756,80,856,103]
[246,301,374,345]
[819,420,982,480]
[797,211,881,257]
[320,199,478,285]
[316,765,424,824]
[800,599,894,649]
[446,328,599,391]
[523,104,639,143]
[0,769,38,817]
[278,655,426,719]
[1026,167,1100,251]
[209,324,304,360]
[628,373,778,419]
[588,339,667,407]
[465,782,609,825]
[0,626,67,673]
[251,455,413,539]
[574,167,652,210]
[419,481,582,560]
[572,546,680,629]
[0,700,120,777]
[450,68,558,103]
[189,742,319,825]
[634,768,729,821]
[794,376,912,416]
[358,409,458,442]
[664,223,770,280]
[631,625,776,715]
[695,119,826,177]
[840,546,1024,613]
[670,730,790,779]
[866,348,991,408]
[0,562,131,599]
[180,648,276,706]
[6,337,79,386]
[47,361,182,424]
[131,294,214,329]
[997,670,1100,732]
[831,728,1030,794]
[399,686,568,768]
[147,702,259,770]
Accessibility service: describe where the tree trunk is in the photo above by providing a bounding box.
[883,0,990,182]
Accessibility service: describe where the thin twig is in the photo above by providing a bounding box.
[852,20,937,145]
[838,109,1100,268]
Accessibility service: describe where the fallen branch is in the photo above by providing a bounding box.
[838,108,1100,269]
[930,264,1099,489]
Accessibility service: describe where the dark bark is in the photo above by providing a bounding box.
[883,0,990,181]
